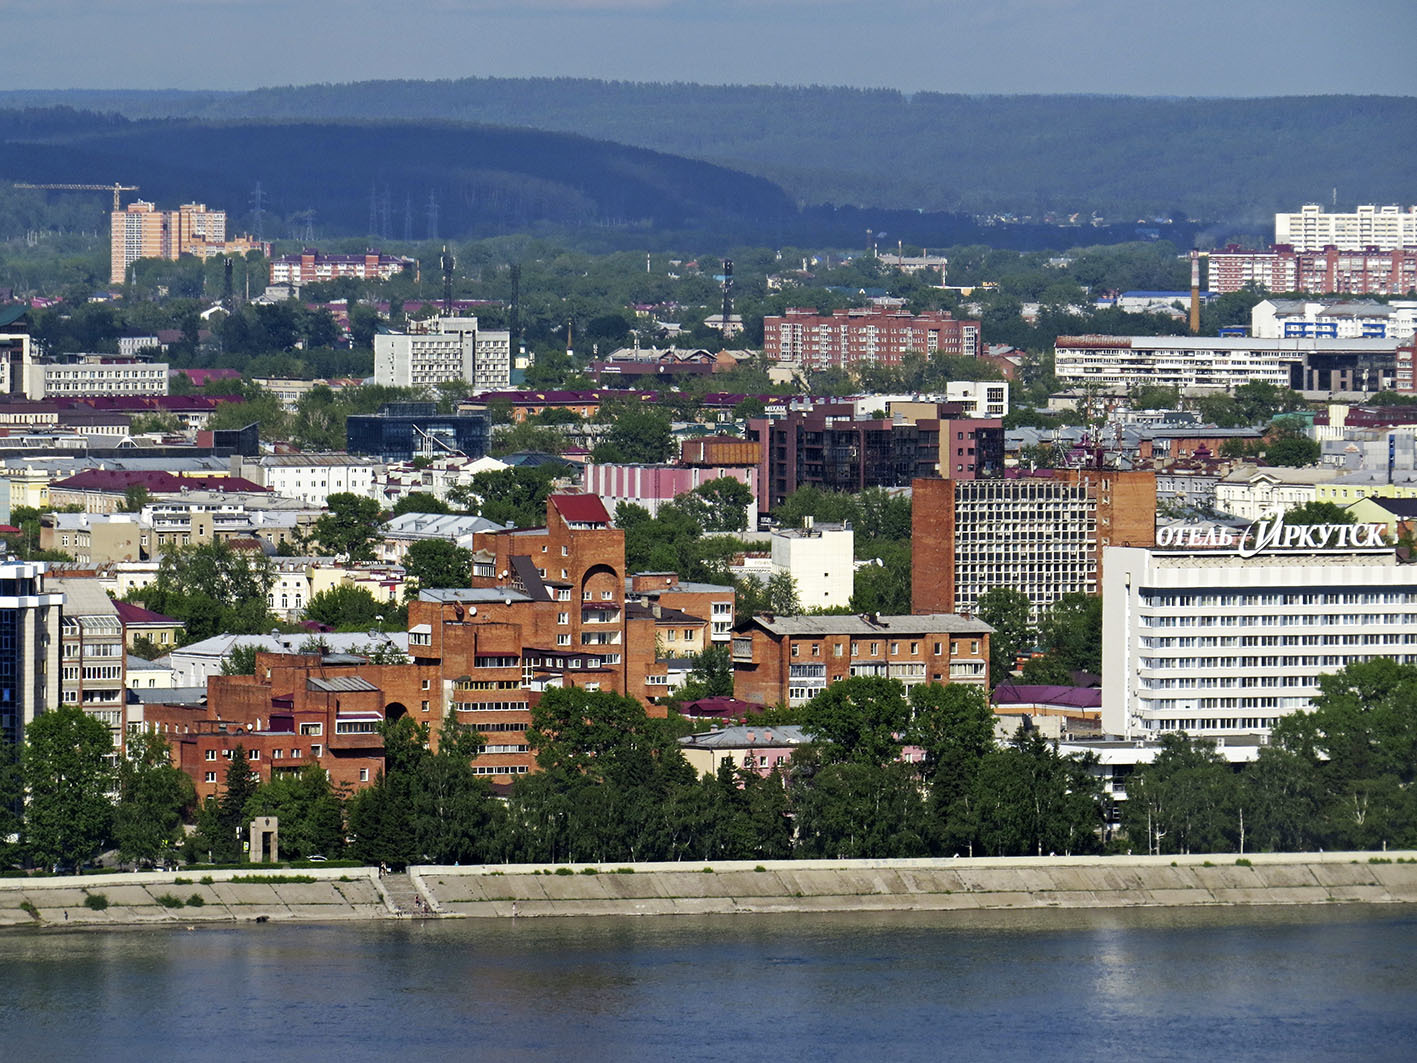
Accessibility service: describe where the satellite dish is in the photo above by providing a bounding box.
[468,606,476,616]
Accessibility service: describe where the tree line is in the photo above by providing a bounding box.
[7,659,1417,872]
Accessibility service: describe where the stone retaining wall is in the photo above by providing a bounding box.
[6,854,1417,929]
[415,852,1417,919]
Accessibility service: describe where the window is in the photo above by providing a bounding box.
[557,634,571,646]
[602,591,613,600]
[833,643,843,657]
[558,612,569,625]
[359,768,369,782]
[249,750,260,760]
[311,744,322,757]
[205,772,216,783]
[300,723,322,736]
[291,748,301,758]
[421,679,431,690]
[934,642,943,655]
[205,749,216,761]
[789,641,797,656]
[421,700,430,712]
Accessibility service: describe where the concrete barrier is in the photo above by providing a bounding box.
[6,853,1417,929]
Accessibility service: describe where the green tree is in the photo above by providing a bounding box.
[451,465,562,528]
[303,584,388,630]
[113,730,194,866]
[800,676,910,768]
[0,739,24,870]
[1263,428,1321,468]
[971,731,1102,857]
[672,644,736,704]
[390,492,451,517]
[313,492,383,562]
[245,765,345,859]
[211,745,261,862]
[1019,653,1075,686]
[1282,500,1355,526]
[1121,733,1237,855]
[673,477,754,533]
[403,539,473,594]
[136,541,275,642]
[23,706,115,870]
[592,404,674,464]
[1036,593,1103,676]
[221,643,260,676]
[976,586,1034,681]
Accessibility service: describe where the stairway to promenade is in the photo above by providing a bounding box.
[379,871,435,917]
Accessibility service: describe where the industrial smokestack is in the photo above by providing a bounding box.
[1189,249,1201,334]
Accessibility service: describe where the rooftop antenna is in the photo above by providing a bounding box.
[441,245,455,315]
[223,257,234,311]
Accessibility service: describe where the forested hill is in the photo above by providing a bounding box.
[0,112,796,240]
[0,108,1198,250]
[3,82,1414,229]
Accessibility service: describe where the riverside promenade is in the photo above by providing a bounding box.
[4,852,1417,929]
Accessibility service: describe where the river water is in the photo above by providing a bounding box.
[3,906,1415,1061]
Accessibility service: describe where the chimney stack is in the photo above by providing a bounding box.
[1189,250,1201,334]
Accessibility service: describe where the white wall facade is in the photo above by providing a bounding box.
[770,523,854,609]
[1276,204,1417,252]
[1102,528,1408,739]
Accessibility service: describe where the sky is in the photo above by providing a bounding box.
[6,0,1417,97]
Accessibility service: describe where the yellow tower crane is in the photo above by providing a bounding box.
[14,182,139,211]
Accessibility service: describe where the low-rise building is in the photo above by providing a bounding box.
[30,356,168,399]
[231,453,385,508]
[678,724,808,778]
[731,613,992,708]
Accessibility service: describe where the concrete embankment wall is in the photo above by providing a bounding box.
[7,853,1417,929]
[415,852,1417,919]
[0,867,388,929]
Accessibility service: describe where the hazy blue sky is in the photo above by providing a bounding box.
[8,0,1417,96]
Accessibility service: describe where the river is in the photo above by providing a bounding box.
[3,906,1415,1060]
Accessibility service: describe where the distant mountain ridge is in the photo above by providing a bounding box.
[2,80,1414,229]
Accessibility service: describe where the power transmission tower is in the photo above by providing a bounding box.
[250,181,266,241]
[403,195,413,242]
[426,191,439,242]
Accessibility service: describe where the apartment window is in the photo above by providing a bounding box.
[205,772,217,784]
[359,769,369,782]
[789,641,797,656]
[557,634,571,646]
[311,744,322,758]
[602,591,613,600]
[934,642,943,655]
[811,643,821,657]
[421,679,431,691]
[205,749,216,761]
[249,750,260,760]
[300,723,322,736]
[558,612,569,625]
[833,643,844,657]
[870,642,879,656]
[561,545,569,556]
[890,642,900,656]
[421,700,430,712]
[683,629,693,640]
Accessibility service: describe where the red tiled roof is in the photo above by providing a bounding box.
[550,493,611,524]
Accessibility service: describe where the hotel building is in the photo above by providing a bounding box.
[1102,519,1412,739]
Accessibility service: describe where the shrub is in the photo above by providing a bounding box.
[1202,861,1215,868]
[229,874,315,884]
[1235,858,1253,867]
[702,867,714,874]
[19,900,39,919]
[754,866,767,873]
[155,893,184,908]
[614,868,635,874]
[186,894,205,907]
[580,867,599,875]
[83,892,109,911]
[199,875,214,885]
[554,867,574,876]
[174,877,193,885]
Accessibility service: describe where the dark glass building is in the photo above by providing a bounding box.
[346,402,490,462]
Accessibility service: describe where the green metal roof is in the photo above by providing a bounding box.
[0,305,27,329]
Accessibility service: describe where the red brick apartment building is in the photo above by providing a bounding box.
[732,613,993,708]
[146,651,439,801]
[144,493,735,787]
[1208,245,1417,296]
[763,308,982,369]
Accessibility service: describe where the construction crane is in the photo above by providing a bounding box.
[14,182,139,210]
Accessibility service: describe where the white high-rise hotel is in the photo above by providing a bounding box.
[1276,204,1417,252]
[1103,520,1416,739]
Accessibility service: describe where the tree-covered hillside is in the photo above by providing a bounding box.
[5,82,1412,230]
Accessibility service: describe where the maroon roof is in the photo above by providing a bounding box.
[176,368,241,385]
[113,600,180,625]
[51,470,266,493]
[680,696,765,718]
[991,683,1103,710]
[551,493,611,524]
